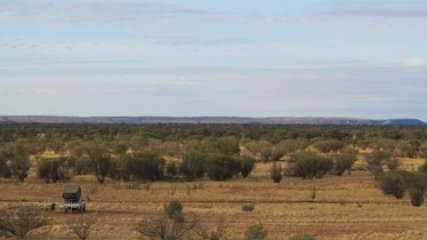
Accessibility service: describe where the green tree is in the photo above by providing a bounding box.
[291,151,333,179]
[334,150,357,176]
[0,144,31,181]
[366,150,391,175]
[205,154,240,181]
[37,157,73,183]
[180,151,206,181]
[125,151,165,181]
[377,171,409,199]
[84,144,112,184]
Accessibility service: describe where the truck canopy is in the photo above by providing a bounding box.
[62,184,81,200]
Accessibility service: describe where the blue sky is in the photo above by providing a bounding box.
[1,0,427,120]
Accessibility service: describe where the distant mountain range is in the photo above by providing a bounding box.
[0,116,425,126]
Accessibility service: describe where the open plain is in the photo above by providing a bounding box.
[1,157,426,240]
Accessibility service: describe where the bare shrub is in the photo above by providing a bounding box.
[135,200,197,240]
[0,205,48,240]
[135,214,197,240]
[67,215,96,240]
[194,217,227,240]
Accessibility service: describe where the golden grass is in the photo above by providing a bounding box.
[0,158,427,240]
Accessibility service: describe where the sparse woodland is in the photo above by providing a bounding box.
[1,124,427,239]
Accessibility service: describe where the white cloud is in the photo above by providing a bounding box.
[404,58,427,66]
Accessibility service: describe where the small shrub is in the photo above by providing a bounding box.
[67,215,96,240]
[377,171,409,199]
[240,155,255,178]
[409,187,425,207]
[406,172,427,207]
[289,233,316,240]
[270,162,283,183]
[244,223,268,240]
[164,200,184,222]
[387,158,401,171]
[194,217,227,240]
[136,201,197,240]
[126,182,141,190]
[241,204,255,212]
[310,188,316,201]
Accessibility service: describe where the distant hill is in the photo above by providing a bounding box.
[0,116,425,126]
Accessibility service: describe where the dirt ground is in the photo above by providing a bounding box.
[1,160,427,240]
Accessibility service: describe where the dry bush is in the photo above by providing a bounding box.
[194,217,227,240]
[135,213,197,240]
[0,205,49,240]
[67,215,96,240]
[136,200,197,240]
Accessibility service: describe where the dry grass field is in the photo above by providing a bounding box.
[1,156,427,240]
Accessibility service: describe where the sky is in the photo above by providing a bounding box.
[1,0,427,120]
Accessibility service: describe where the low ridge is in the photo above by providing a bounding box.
[0,116,425,125]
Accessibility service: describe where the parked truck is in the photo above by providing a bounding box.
[62,184,86,213]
